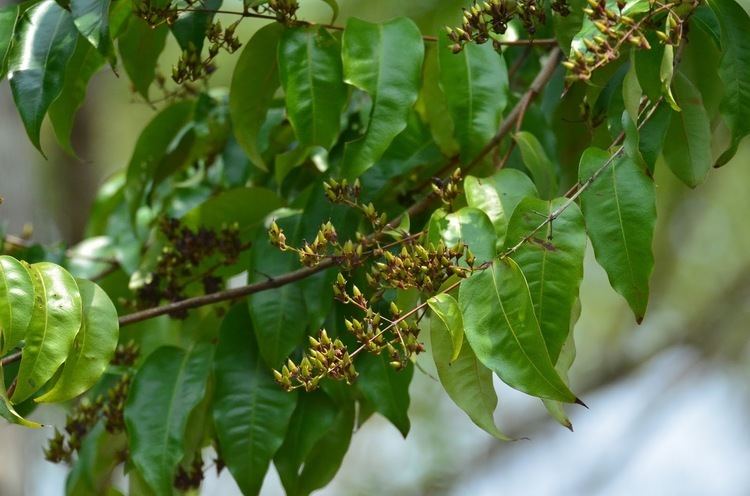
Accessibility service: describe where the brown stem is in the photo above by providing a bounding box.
[0,351,21,367]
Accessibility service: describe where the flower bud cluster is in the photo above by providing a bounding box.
[431,168,464,206]
[274,330,356,391]
[446,0,565,53]
[253,0,300,24]
[369,242,472,293]
[134,0,179,26]
[174,454,205,491]
[172,20,242,84]
[136,218,245,315]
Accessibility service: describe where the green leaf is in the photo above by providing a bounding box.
[118,16,168,101]
[294,403,354,496]
[356,353,413,437]
[708,0,750,166]
[274,391,338,496]
[124,344,214,496]
[427,293,463,363]
[662,72,712,187]
[416,45,459,156]
[438,32,508,162]
[229,22,284,171]
[171,0,220,52]
[514,131,558,200]
[458,258,577,403]
[318,0,339,23]
[660,44,680,111]
[434,207,497,264]
[341,17,424,179]
[36,279,118,403]
[464,170,539,246]
[48,36,105,155]
[0,364,41,428]
[504,197,586,363]
[0,255,34,355]
[0,4,19,81]
[124,100,195,219]
[13,262,82,403]
[7,0,79,152]
[247,215,307,367]
[578,148,655,322]
[638,102,671,172]
[542,326,577,430]
[181,186,283,238]
[70,0,113,57]
[213,304,298,496]
[634,31,664,103]
[554,0,586,54]
[429,294,510,440]
[279,26,348,148]
[66,422,126,495]
[623,56,642,122]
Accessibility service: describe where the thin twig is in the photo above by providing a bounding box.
[0,351,21,367]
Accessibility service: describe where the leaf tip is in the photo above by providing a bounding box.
[574,397,588,409]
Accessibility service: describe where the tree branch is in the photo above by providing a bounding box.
[0,351,21,367]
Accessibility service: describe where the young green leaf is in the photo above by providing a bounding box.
[438,32,508,162]
[118,17,168,101]
[434,207,497,264]
[279,27,348,148]
[708,0,750,166]
[504,197,586,363]
[229,23,284,171]
[48,36,105,155]
[7,0,79,152]
[429,293,510,440]
[579,148,656,322]
[341,17,424,179]
[213,304,298,496]
[458,258,577,403]
[0,255,34,355]
[514,131,559,200]
[428,293,464,363]
[356,353,413,437]
[13,262,83,403]
[124,344,214,496]
[464,170,539,246]
[660,44,680,111]
[36,279,119,403]
[662,72,712,187]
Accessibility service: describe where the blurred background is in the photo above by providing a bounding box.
[2,0,750,494]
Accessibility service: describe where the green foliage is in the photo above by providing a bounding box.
[0,0,748,492]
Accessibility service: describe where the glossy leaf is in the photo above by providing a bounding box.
[213,304,298,496]
[0,365,41,428]
[514,131,558,200]
[464,170,539,246]
[49,36,105,155]
[433,207,497,264]
[708,0,750,166]
[428,293,463,363]
[341,17,424,179]
[504,197,586,363]
[542,327,577,430]
[458,258,577,403]
[279,26,348,148]
[0,255,34,355]
[356,353,413,437]
[229,23,284,171]
[663,72,712,187]
[429,294,510,440]
[579,148,655,322]
[13,263,82,403]
[36,279,118,403]
[70,0,113,56]
[124,344,214,496]
[438,32,508,162]
[7,0,78,151]
[416,45,459,156]
[118,17,168,101]
[0,4,18,80]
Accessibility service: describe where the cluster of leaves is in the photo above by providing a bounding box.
[0,0,750,494]
[0,255,119,427]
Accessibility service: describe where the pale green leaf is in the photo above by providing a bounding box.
[514,131,559,200]
[0,255,34,355]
